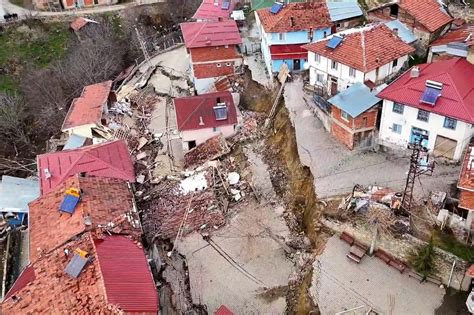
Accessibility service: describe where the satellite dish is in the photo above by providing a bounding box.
[303,62,310,70]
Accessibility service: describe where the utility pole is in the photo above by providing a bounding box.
[401,136,435,214]
[135,26,151,66]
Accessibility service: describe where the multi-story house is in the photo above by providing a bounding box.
[303,24,415,96]
[181,20,242,94]
[255,2,333,76]
[377,57,474,161]
[174,91,240,151]
[367,0,452,54]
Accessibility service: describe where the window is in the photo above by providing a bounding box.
[444,117,457,130]
[362,117,368,127]
[316,73,324,83]
[323,31,327,38]
[390,4,398,17]
[349,67,356,78]
[392,123,402,134]
[341,110,350,121]
[216,63,222,68]
[417,110,430,122]
[392,102,404,114]
[213,127,219,132]
[392,58,398,68]
[331,60,338,70]
[314,53,321,63]
[278,33,285,41]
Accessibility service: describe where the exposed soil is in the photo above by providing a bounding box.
[242,71,330,314]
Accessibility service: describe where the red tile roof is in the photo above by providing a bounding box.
[181,21,242,49]
[2,233,158,314]
[37,140,135,195]
[377,58,474,123]
[94,236,159,312]
[193,0,236,21]
[174,91,237,131]
[270,44,308,60]
[303,24,415,72]
[62,80,112,131]
[398,0,453,33]
[215,305,234,315]
[70,17,98,32]
[29,175,139,262]
[256,2,331,33]
[4,266,36,300]
[430,24,474,46]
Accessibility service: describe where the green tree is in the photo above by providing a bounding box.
[412,237,436,280]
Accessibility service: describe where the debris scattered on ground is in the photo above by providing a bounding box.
[184,135,230,170]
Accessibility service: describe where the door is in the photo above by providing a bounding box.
[293,59,301,71]
[188,140,196,150]
[330,78,338,96]
[410,127,429,148]
[434,135,457,159]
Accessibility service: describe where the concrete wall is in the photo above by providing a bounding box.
[378,99,474,160]
[307,51,408,92]
[181,124,236,150]
[63,124,96,138]
[321,218,471,291]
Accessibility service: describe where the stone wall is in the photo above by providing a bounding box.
[321,218,471,291]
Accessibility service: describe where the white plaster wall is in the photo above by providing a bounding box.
[64,124,96,138]
[307,52,408,91]
[378,100,474,160]
[181,124,236,150]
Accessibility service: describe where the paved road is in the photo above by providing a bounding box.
[0,0,160,21]
[283,78,460,198]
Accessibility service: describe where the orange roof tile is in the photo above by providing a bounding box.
[431,24,474,46]
[28,175,140,262]
[303,24,415,72]
[62,81,112,131]
[70,17,98,32]
[398,0,453,33]
[256,2,332,34]
[2,233,158,314]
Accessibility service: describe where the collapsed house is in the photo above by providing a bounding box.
[61,80,115,140]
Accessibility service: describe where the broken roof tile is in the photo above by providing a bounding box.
[62,81,113,131]
[28,175,139,262]
[2,233,158,314]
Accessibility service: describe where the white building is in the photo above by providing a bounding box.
[377,58,474,160]
[303,24,415,96]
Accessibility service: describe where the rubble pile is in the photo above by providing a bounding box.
[231,111,266,143]
[184,135,230,169]
[140,179,225,241]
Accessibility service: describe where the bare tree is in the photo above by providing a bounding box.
[0,94,32,156]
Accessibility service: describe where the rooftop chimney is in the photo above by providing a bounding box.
[199,116,205,126]
[213,0,218,6]
[393,28,399,35]
[44,168,52,179]
[410,66,420,78]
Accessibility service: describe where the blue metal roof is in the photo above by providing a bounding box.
[385,20,417,44]
[328,83,381,117]
[326,0,363,22]
[0,176,39,213]
[63,133,87,150]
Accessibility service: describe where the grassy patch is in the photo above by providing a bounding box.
[0,21,72,93]
[433,230,474,262]
[0,75,19,94]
